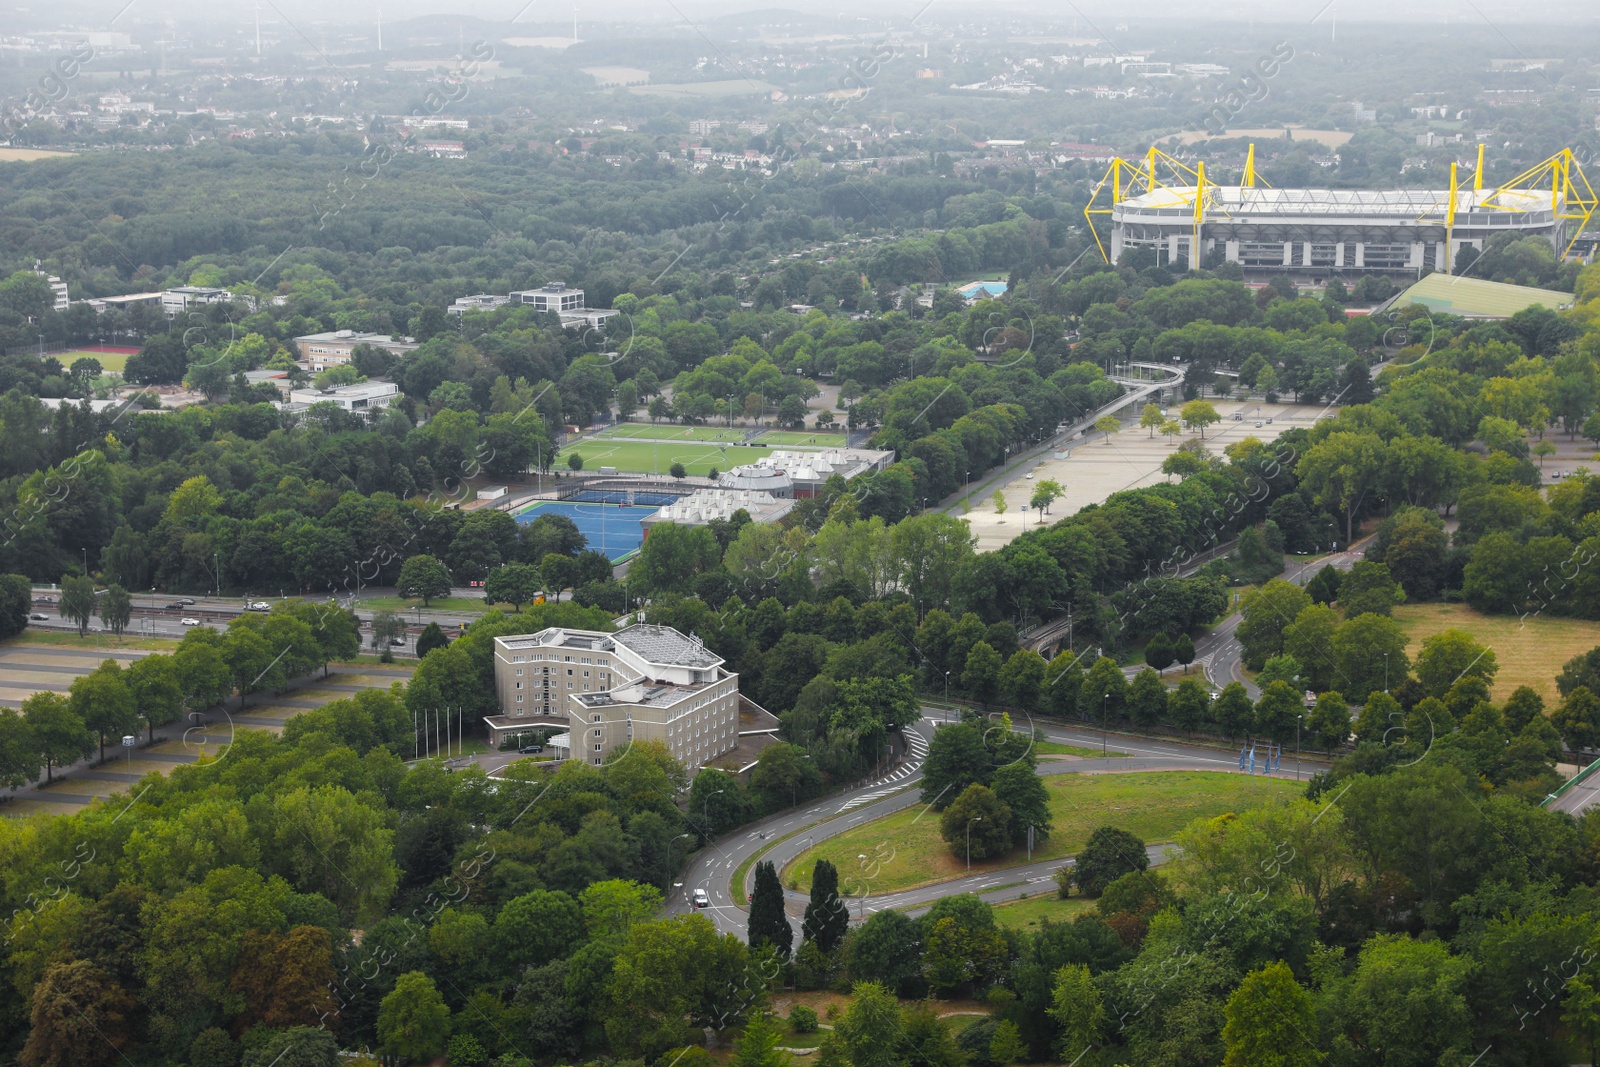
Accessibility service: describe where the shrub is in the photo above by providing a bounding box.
[789,1005,819,1033]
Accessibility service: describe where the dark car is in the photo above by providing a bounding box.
[28,613,47,621]
[518,744,544,755]
[166,602,186,610]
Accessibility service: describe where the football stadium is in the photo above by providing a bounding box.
[1092,145,1596,276]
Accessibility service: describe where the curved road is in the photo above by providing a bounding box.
[670,711,1319,940]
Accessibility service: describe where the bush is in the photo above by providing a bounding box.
[789,1005,818,1033]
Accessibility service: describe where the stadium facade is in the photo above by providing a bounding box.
[1092,146,1595,277]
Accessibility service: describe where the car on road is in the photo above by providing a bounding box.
[246,601,271,611]
[166,602,187,610]
[181,617,201,626]
[35,595,55,604]
[389,636,406,646]
[173,598,195,605]
[28,613,47,621]
[518,744,543,754]
[692,888,711,910]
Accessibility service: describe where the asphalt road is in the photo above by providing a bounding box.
[1196,536,1377,701]
[27,587,488,647]
[671,710,1317,941]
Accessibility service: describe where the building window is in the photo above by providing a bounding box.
[516,669,523,677]
[592,714,601,722]
[595,744,603,751]
[516,695,523,702]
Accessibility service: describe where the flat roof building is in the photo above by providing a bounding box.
[447,294,513,315]
[293,330,420,372]
[488,623,740,768]
[162,286,253,315]
[286,379,399,412]
[512,283,587,313]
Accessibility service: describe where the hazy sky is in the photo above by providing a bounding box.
[6,0,1597,33]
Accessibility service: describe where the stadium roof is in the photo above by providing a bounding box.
[1116,185,1551,220]
[1395,273,1573,319]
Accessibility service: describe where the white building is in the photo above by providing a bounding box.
[287,380,398,412]
[489,624,741,768]
[162,286,252,315]
[447,294,512,315]
[511,283,587,313]
[33,266,68,312]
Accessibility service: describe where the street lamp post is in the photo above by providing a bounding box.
[1295,713,1304,782]
[1383,652,1390,693]
[704,788,725,833]
[966,816,982,871]
[1102,693,1109,756]
[856,853,868,917]
[944,670,951,702]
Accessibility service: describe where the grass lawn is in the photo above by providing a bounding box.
[13,632,174,651]
[992,892,1097,929]
[58,350,132,373]
[1392,603,1600,702]
[783,770,1297,894]
[596,423,748,443]
[356,596,488,613]
[757,430,849,447]
[563,439,771,476]
[1033,740,1123,758]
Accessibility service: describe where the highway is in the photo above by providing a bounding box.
[670,709,1318,941]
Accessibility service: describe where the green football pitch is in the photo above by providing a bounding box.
[755,430,849,447]
[563,440,772,476]
[594,423,748,443]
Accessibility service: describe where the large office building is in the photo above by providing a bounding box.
[488,623,741,768]
[292,330,421,372]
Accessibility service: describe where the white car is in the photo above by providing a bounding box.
[692,888,711,910]
[246,601,271,611]
[181,617,201,626]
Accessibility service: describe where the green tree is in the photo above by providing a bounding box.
[1145,632,1175,672]
[484,562,541,610]
[69,659,136,763]
[0,708,40,789]
[1094,414,1121,444]
[566,451,584,471]
[1336,560,1405,617]
[541,553,576,602]
[802,859,849,951]
[1339,935,1472,1066]
[990,762,1050,847]
[60,574,95,636]
[1554,687,1600,753]
[1128,667,1167,727]
[1306,564,1341,605]
[95,583,132,638]
[748,861,792,958]
[1029,479,1063,518]
[1254,680,1304,744]
[1221,961,1318,1067]
[848,910,922,996]
[1413,629,1498,698]
[126,653,183,744]
[377,971,451,1063]
[1048,963,1105,1062]
[941,783,1012,863]
[22,691,91,783]
[494,890,584,973]
[1140,402,1165,437]
[415,622,448,658]
[1213,681,1255,739]
[988,1020,1026,1066]
[733,1013,792,1067]
[991,490,1007,515]
[1308,691,1350,749]
[1168,677,1211,735]
[997,649,1046,709]
[669,461,688,480]
[1284,603,1340,693]
[1174,632,1196,672]
[1073,826,1148,897]
[1237,579,1313,670]
[1331,613,1411,704]
[1181,399,1221,437]
[961,641,1004,701]
[1296,431,1385,547]
[397,554,452,606]
[835,982,904,1067]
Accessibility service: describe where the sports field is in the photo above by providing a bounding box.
[56,346,139,373]
[756,430,849,447]
[564,440,771,476]
[514,500,652,560]
[595,423,748,443]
